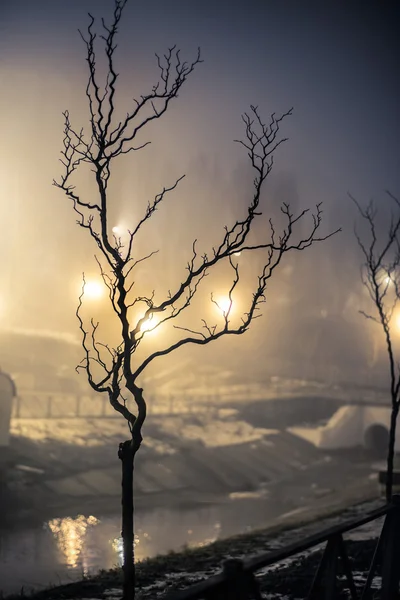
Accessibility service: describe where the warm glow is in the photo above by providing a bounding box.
[140,313,159,334]
[48,515,99,568]
[83,280,104,300]
[112,225,122,235]
[111,536,124,565]
[215,296,234,315]
[233,251,241,257]
[112,533,142,564]
[395,314,400,331]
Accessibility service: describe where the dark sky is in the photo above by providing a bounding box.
[1,0,398,194]
[0,0,399,383]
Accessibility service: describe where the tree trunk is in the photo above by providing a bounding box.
[118,440,135,599]
[386,405,399,502]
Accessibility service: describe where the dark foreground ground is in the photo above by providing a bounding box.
[2,497,387,600]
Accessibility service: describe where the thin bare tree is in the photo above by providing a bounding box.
[353,191,400,502]
[53,1,339,597]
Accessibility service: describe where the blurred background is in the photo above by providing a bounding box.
[0,0,399,394]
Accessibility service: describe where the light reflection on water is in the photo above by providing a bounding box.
[0,497,272,595]
[47,515,99,571]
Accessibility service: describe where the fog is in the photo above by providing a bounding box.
[0,0,399,595]
[0,0,398,392]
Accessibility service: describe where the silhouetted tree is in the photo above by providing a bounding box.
[54,1,338,597]
[353,191,400,501]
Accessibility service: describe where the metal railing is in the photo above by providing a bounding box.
[166,496,400,600]
[11,392,222,419]
[11,386,390,421]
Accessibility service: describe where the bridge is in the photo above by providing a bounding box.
[11,390,223,419]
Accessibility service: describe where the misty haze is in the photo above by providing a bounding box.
[0,1,399,599]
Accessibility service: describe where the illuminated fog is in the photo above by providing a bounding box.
[0,0,399,391]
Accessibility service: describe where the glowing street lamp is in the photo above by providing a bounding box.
[215,296,234,316]
[83,280,104,300]
[140,313,159,335]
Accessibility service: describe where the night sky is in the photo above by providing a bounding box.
[0,0,399,385]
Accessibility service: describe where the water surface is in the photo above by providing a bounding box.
[0,493,278,595]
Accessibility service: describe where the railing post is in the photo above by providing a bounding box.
[381,494,400,599]
[337,535,358,600]
[308,534,341,600]
[219,558,262,600]
[361,516,389,600]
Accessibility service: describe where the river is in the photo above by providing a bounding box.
[0,492,287,596]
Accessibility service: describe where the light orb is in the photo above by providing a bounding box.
[84,281,104,300]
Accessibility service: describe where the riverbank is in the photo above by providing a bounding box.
[2,494,384,600]
[3,407,376,528]
[1,412,330,528]
[0,437,377,541]
[1,408,383,596]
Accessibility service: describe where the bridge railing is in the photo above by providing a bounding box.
[11,387,390,420]
[11,391,222,419]
[165,497,400,600]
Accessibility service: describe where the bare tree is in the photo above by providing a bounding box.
[353,192,400,502]
[53,1,339,597]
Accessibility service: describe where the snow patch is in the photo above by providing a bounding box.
[229,489,269,500]
[153,414,278,447]
[103,588,123,597]
[11,414,277,449]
